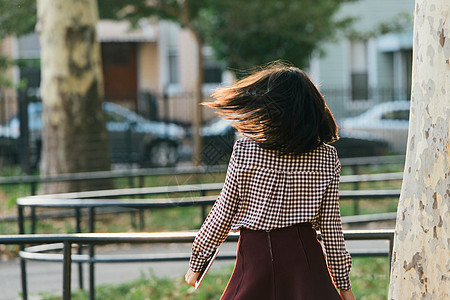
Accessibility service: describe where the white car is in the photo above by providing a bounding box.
[339,101,410,154]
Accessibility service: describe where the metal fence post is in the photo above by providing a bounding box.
[31,208,36,234]
[18,90,30,174]
[62,240,72,300]
[139,209,145,231]
[17,204,28,300]
[75,208,84,290]
[388,234,395,276]
[88,207,95,300]
[30,181,37,195]
[200,190,207,220]
[139,176,145,230]
[351,165,361,215]
[89,244,95,300]
[18,204,25,235]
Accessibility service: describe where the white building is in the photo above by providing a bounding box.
[309,0,414,119]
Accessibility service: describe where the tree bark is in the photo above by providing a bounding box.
[37,0,112,193]
[389,1,449,299]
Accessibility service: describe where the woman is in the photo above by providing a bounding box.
[185,62,356,300]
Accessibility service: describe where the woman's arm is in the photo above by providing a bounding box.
[318,151,353,291]
[186,142,240,280]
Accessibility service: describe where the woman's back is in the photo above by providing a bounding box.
[229,137,340,231]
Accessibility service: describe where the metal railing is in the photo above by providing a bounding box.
[0,164,229,196]
[1,155,404,226]
[0,156,404,299]
[0,229,395,300]
[13,184,400,300]
[16,182,401,234]
[13,169,403,227]
[0,155,405,196]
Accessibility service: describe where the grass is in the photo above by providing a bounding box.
[39,257,389,300]
[340,198,399,217]
[351,257,390,300]
[96,206,205,233]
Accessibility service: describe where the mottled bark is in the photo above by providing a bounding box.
[389,0,449,299]
[37,0,112,193]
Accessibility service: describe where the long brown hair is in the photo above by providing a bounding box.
[203,62,339,155]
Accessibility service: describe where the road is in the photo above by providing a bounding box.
[0,239,390,300]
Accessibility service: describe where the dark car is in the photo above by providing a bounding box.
[198,118,389,164]
[0,102,185,168]
[200,118,237,165]
[333,132,389,158]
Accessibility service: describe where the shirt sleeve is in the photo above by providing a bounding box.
[189,142,240,272]
[318,152,352,290]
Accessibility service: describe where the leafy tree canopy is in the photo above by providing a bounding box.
[0,0,36,38]
[3,0,416,75]
[0,0,36,87]
[201,0,356,71]
[98,0,211,36]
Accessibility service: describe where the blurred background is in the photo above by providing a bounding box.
[0,0,414,174]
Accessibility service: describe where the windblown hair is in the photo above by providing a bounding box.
[203,62,339,155]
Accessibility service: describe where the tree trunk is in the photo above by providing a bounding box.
[389,1,449,299]
[192,30,204,166]
[37,0,112,193]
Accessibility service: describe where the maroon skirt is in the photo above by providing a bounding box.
[220,223,341,300]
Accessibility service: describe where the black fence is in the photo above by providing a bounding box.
[16,180,402,234]
[1,229,395,300]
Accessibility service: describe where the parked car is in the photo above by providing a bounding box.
[200,118,238,165]
[333,132,389,158]
[339,101,410,154]
[197,118,389,164]
[0,101,186,168]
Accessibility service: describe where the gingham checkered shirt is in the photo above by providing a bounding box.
[190,137,352,290]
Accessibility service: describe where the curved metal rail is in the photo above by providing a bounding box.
[0,229,394,300]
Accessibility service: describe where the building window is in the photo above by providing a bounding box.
[168,48,179,84]
[350,40,369,100]
[381,109,409,121]
[203,46,222,84]
[204,61,222,83]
